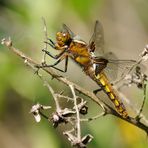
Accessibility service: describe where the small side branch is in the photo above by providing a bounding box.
[136,83,147,120]
[41,17,48,63]
[81,112,105,122]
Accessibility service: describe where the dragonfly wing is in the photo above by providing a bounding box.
[103,52,118,81]
[62,24,76,38]
[104,52,137,81]
[89,20,104,55]
[62,24,85,43]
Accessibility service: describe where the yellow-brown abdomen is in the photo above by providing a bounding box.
[95,73,128,118]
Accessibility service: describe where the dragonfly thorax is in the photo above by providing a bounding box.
[93,57,109,75]
[73,39,86,45]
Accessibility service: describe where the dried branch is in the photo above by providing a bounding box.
[80,112,105,122]
[1,37,148,134]
[136,83,147,120]
[1,38,105,110]
[41,17,48,63]
[44,80,61,111]
[70,84,81,140]
[114,45,148,85]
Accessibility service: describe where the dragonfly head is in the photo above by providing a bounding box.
[56,31,71,47]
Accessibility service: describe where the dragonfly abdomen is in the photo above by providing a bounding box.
[95,72,128,118]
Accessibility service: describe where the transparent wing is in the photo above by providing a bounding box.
[62,24,76,38]
[89,20,104,55]
[103,52,137,81]
[63,24,86,43]
[103,52,118,81]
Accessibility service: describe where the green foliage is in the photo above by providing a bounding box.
[67,0,98,20]
[0,0,148,148]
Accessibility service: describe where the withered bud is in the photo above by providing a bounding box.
[1,37,12,47]
[30,103,51,123]
[79,106,88,115]
[51,108,75,128]
[73,100,88,115]
[140,45,148,61]
[64,131,93,148]
[30,104,42,122]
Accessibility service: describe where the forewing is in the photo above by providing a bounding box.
[104,52,119,81]
[89,20,104,55]
[105,52,137,82]
[63,24,87,44]
[62,24,75,38]
[104,52,137,81]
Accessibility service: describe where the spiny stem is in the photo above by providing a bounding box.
[70,85,81,140]
[1,38,148,134]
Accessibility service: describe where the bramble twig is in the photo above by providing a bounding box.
[1,37,148,134]
[70,84,81,140]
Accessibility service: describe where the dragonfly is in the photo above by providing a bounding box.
[38,20,136,118]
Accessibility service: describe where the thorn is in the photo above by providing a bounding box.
[34,67,40,75]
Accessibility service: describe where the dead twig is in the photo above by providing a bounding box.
[69,84,81,140]
[1,37,148,134]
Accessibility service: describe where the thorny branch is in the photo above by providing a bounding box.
[1,38,148,139]
[1,38,105,110]
[32,71,93,147]
[70,85,81,140]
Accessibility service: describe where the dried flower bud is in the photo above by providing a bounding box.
[124,74,132,80]
[79,106,88,115]
[81,134,93,145]
[122,66,147,89]
[1,37,12,47]
[140,45,148,61]
[30,104,42,122]
[51,108,75,128]
[52,112,63,128]
[73,99,88,115]
[30,103,51,123]
[64,131,93,148]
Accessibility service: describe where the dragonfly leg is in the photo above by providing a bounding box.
[93,88,102,94]
[42,48,67,59]
[36,56,69,73]
[48,38,55,46]
[45,38,56,49]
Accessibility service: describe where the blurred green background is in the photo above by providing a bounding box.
[0,0,148,148]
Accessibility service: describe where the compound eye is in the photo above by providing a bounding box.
[63,33,66,37]
[56,32,60,36]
